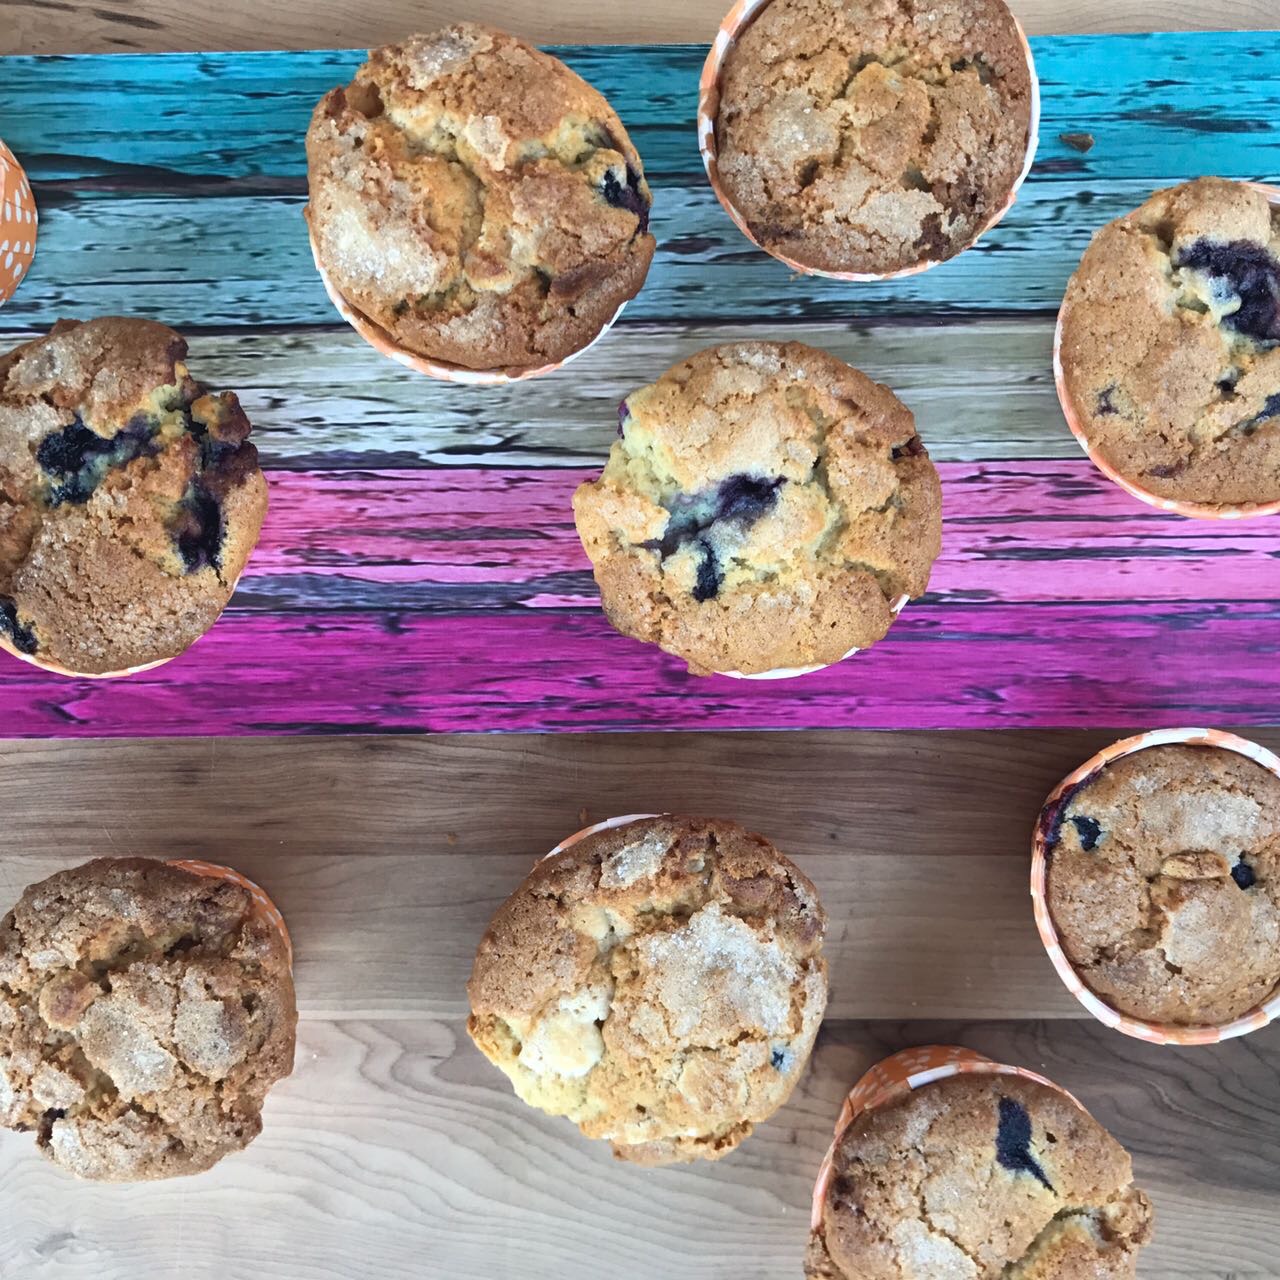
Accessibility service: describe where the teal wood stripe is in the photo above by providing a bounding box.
[0,179,1213,331]
[1,35,1279,185]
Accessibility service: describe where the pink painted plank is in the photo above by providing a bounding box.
[249,464,1280,604]
[0,605,1278,737]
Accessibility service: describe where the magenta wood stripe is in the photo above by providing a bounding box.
[1,604,1278,736]
[247,463,1280,603]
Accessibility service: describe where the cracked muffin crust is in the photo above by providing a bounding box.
[712,0,1033,275]
[806,1073,1153,1279]
[1058,178,1280,510]
[306,24,656,371]
[0,858,296,1181]
[0,318,267,676]
[572,341,942,675]
[467,816,828,1164]
[1043,743,1280,1026]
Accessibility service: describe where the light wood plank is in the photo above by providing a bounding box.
[0,1016,1273,1277]
[2,0,1276,56]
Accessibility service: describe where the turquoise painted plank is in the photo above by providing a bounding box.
[1,35,1280,186]
[0,180,1196,331]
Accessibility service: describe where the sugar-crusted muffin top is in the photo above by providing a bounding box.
[572,341,942,675]
[0,858,296,1181]
[306,24,655,371]
[1044,743,1280,1026]
[1059,178,1280,509]
[0,318,267,675]
[713,0,1033,275]
[467,816,828,1165]
[807,1073,1153,1280]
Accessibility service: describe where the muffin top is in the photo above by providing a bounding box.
[467,816,828,1164]
[1058,178,1280,509]
[0,858,296,1181]
[0,318,267,675]
[807,1073,1154,1280]
[713,0,1033,275]
[306,24,655,371]
[572,341,941,675]
[1044,743,1280,1026]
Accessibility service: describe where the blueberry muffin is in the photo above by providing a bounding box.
[807,1072,1154,1279]
[573,342,941,675]
[0,858,296,1181]
[713,0,1034,275]
[0,318,267,676]
[1059,178,1280,509]
[467,816,827,1164]
[1043,743,1280,1026]
[306,24,655,371]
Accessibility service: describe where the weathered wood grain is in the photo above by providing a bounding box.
[4,0,1277,56]
[0,1016,1274,1278]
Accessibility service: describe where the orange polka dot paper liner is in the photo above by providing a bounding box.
[0,140,37,306]
[697,0,1040,281]
[810,1046,1086,1232]
[168,859,293,967]
[1030,727,1280,1046]
[1052,187,1280,522]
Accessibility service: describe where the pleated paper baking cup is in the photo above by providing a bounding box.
[306,216,625,385]
[697,0,1040,281]
[1031,727,1280,1045]
[1053,182,1280,521]
[810,1046,1084,1232]
[540,813,663,864]
[168,858,293,966]
[717,593,909,679]
[0,140,37,307]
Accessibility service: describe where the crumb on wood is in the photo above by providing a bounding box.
[578,806,591,825]
[1059,132,1095,153]
[445,832,458,845]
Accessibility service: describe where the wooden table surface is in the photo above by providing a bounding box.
[2,3,1280,1279]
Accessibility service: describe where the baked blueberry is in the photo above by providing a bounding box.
[996,1095,1053,1190]
[1174,239,1280,344]
[1070,815,1103,851]
[1233,859,1257,890]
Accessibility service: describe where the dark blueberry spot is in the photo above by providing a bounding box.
[714,473,783,524]
[1070,815,1103,851]
[174,485,223,573]
[996,1097,1053,1191]
[1147,461,1188,478]
[617,399,630,438]
[601,167,651,235]
[36,417,156,506]
[1241,390,1280,435]
[0,596,38,655]
[693,539,721,602]
[1040,780,1086,854]
[1096,385,1119,416]
[891,435,925,460]
[1175,238,1280,343]
[770,1047,788,1070]
[1232,860,1257,890]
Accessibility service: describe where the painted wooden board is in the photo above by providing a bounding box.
[2,34,1280,735]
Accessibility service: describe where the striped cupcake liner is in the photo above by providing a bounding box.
[810,1046,1086,1232]
[0,139,37,307]
[1030,727,1280,1045]
[696,0,1040,281]
[1053,182,1280,521]
[306,215,626,385]
[168,858,293,967]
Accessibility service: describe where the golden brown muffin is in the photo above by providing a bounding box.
[306,24,655,371]
[0,318,267,675]
[713,0,1033,274]
[1058,178,1280,509]
[573,341,942,674]
[1044,743,1280,1026]
[0,858,296,1181]
[467,816,828,1163]
[807,1073,1153,1279]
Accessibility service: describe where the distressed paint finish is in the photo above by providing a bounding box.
[0,35,1278,735]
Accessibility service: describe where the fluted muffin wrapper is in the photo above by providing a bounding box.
[306,216,627,385]
[810,1045,1084,1233]
[1031,726,1280,1045]
[540,813,663,865]
[1053,183,1280,521]
[0,569,246,680]
[0,139,37,307]
[168,858,293,967]
[696,0,1040,281]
